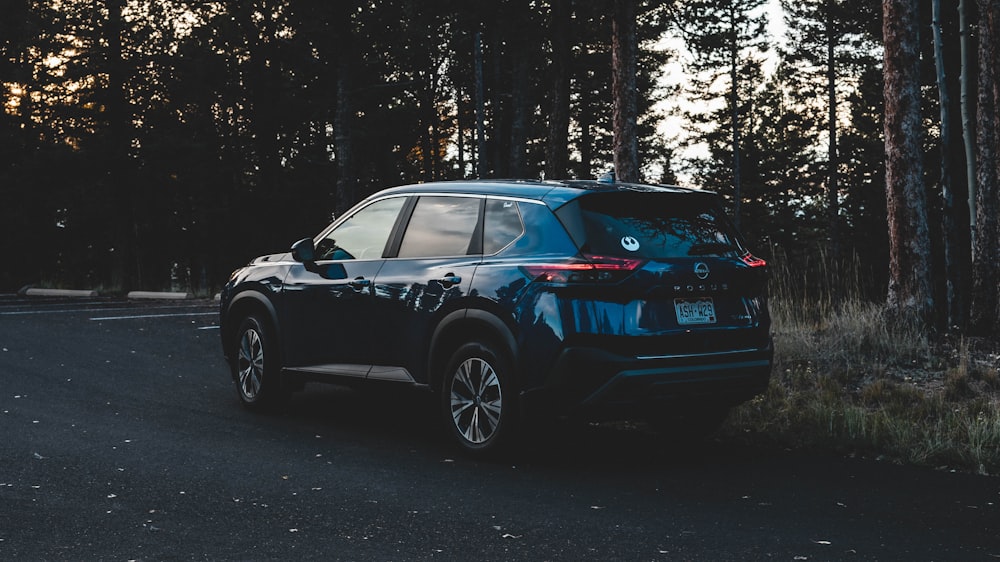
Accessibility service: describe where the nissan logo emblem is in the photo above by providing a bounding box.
[694,262,710,280]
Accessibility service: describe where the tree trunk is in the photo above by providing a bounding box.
[429,69,441,181]
[971,0,1000,335]
[577,83,594,179]
[934,0,968,330]
[105,0,138,289]
[960,0,978,245]
[545,0,571,180]
[826,0,840,261]
[883,0,934,323]
[510,47,529,178]
[474,31,488,179]
[612,0,639,183]
[729,3,743,227]
[334,2,356,220]
[457,87,466,178]
[490,27,507,178]
[334,54,355,216]
[419,65,440,182]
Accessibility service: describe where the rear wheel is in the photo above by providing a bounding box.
[441,341,518,456]
[233,315,287,411]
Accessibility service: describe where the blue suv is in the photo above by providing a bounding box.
[220,179,772,455]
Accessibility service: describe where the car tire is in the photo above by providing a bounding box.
[441,341,518,456]
[232,315,287,411]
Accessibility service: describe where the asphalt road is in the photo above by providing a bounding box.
[1,294,998,561]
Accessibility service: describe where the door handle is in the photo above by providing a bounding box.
[436,275,461,287]
[349,277,371,288]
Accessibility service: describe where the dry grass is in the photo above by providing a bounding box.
[722,251,1000,475]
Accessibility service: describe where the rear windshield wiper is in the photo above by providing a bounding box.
[687,242,738,256]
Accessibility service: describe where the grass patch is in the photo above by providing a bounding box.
[721,288,1000,475]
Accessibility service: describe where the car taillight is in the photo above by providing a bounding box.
[740,253,767,268]
[522,254,644,284]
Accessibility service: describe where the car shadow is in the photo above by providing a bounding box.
[265,382,773,472]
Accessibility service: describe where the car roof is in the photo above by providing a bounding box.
[368,179,715,208]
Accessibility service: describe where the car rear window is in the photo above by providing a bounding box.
[555,192,743,259]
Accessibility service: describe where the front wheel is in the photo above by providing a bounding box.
[441,341,518,456]
[232,315,287,411]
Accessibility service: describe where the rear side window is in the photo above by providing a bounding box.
[484,198,524,254]
[555,192,742,259]
[398,196,481,258]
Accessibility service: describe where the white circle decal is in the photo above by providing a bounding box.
[621,236,640,252]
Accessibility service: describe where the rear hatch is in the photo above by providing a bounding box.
[550,189,770,356]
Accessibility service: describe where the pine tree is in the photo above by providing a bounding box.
[932,0,973,329]
[612,0,640,182]
[970,0,1000,335]
[883,0,934,322]
[675,0,769,226]
[545,0,572,179]
[781,0,882,262]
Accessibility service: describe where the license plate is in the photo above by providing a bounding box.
[674,298,716,325]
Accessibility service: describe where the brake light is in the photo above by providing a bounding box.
[740,253,767,267]
[522,254,644,283]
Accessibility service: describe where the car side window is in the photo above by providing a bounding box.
[314,197,406,261]
[397,196,481,258]
[484,198,524,254]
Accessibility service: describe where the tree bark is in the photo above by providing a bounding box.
[612,0,639,183]
[971,0,1000,335]
[474,31,488,179]
[333,4,356,215]
[334,53,355,216]
[545,0,571,180]
[882,0,934,323]
[729,2,743,227]
[576,83,594,180]
[104,0,140,289]
[420,86,435,182]
[510,42,529,178]
[960,0,978,244]
[457,86,466,178]
[934,0,968,329]
[826,0,840,260]
[490,26,507,177]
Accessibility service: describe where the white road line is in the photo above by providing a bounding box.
[90,312,217,321]
[0,307,125,316]
[1,305,213,316]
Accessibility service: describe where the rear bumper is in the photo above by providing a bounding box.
[521,341,772,419]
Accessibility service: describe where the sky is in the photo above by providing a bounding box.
[655,0,787,184]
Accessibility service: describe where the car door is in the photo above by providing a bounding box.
[280,195,408,379]
[369,195,482,383]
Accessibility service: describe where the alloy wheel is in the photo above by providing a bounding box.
[449,357,503,445]
[237,327,264,401]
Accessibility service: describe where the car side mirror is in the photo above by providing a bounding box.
[291,238,315,263]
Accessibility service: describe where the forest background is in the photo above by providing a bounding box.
[0,0,997,338]
[4,0,1000,471]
